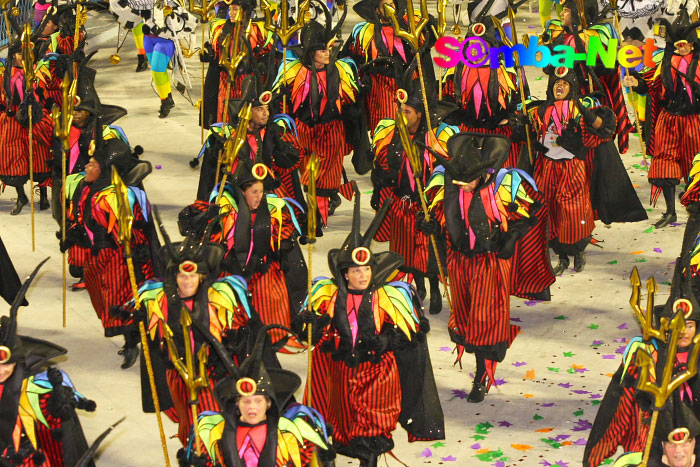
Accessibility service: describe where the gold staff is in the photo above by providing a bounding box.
[492,13,535,166]
[21,22,36,251]
[634,299,700,467]
[0,0,17,41]
[189,0,215,144]
[384,0,434,129]
[260,0,311,113]
[111,168,172,467]
[162,308,209,456]
[395,96,453,312]
[304,153,319,404]
[50,72,78,328]
[215,101,254,205]
[629,267,671,342]
[432,0,448,100]
[73,1,87,78]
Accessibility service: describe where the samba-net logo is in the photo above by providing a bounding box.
[433,33,659,69]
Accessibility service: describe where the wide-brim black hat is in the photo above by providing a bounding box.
[545,66,579,100]
[430,132,511,186]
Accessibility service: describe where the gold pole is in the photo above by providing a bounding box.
[21,23,35,251]
[112,168,172,467]
[305,154,319,405]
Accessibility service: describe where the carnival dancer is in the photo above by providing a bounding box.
[625,8,700,228]
[61,138,157,368]
[199,0,275,125]
[126,223,256,446]
[0,39,55,215]
[341,0,433,137]
[526,67,618,274]
[0,259,97,466]
[273,9,365,223]
[422,133,541,402]
[370,70,456,315]
[110,0,197,117]
[300,192,444,466]
[180,325,336,466]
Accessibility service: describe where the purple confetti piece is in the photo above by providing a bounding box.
[471,443,481,449]
[602,354,616,359]
[573,389,590,394]
[540,462,553,466]
[558,382,572,388]
[452,389,468,400]
[653,248,663,253]
[572,419,593,432]
[441,456,457,461]
[420,448,433,458]
[616,345,627,354]
[525,300,542,306]
[591,340,603,346]
[554,434,571,442]
[613,337,627,343]
[492,462,506,467]
[498,420,512,427]
[574,438,587,445]
[513,361,527,367]
[575,367,589,373]
[439,346,451,352]
[495,378,507,386]
[510,317,522,322]
[670,222,683,227]
[617,323,629,330]
[541,402,556,407]
[669,260,677,265]
[554,462,570,467]
[155,164,162,169]
[590,394,602,399]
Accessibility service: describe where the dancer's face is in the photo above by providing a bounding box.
[662,438,696,467]
[242,181,264,210]
[176,272,202,298]
[400,104,422,132]
[42,19,58,36]
[675,40,694,56]
[237,395,270,424]
[376,0,395,21]
[84,157,101,183]
[313,49,330,69]
[678,320,697,348]
[345,265,372,290]
[229,4,242,21]
[553,79,571,100]
[561,6,572,28]
[0,362,16,383]
[73,109,90,128]
[250,105,269,129]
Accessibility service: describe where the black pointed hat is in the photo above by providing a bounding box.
[0,258,66,366]
[396,56,424,112]
[298,0,346,64]
[93,138,151,187]
[545,66,580,100]
[73,53,127,124]
[429,132,510,187]
[657,391,700,443]
[657,5,700,45]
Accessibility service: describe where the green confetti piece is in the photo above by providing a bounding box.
[362,190,373,194]
[573,409,584,416]
[642,226,655,233]
[541,438,563,449]
[554,315,567,320]
[635,258,648,263]
[607,260,618,265]
[567,368,577,374]
[563,351,575,357]
[472,434,487,441]
[475,422,493,434]
[632,153,642,157]
[547,367,560,372]
[587,324,599,329]
[536,76,543,80]
[661,281,671,285]
[533,414,544,420]
[645,208,653,213]
[432,442,445,448]
[592,400,602,406]
[474,449,504,461]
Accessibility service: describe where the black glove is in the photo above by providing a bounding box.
[298,311,331,344]
[508,113,529,144]
[367,334,389,354]
[416,213,439,235]
[555,126,586,160]
[272,140,300,169]
[16,94,43,128]
[200,41,215,63]
[177,448,210,467]
[574,99,599,128]
[47,368,77,420]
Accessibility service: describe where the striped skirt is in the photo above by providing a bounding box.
[366,74,398,134]
[535,157,595,246]
[164,368,221,446]
[649,111,700,181]
[297,120,351,191]
[249,261,291,346]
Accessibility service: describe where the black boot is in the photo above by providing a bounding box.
[468,352,489,403]
[360,454,378,467]
[428,275,442,315]
[159,94,175,118]
[135,54,149,72]
[415,273,426,301]
[654,211,677,229]
[328,192,341,216]
[467,378,488,403]
[655,185,677,228]
[121,330,140,369]
[10,187,28,215]
[552,254,569,276]
[573,251,586,272]
[39,186,49,211]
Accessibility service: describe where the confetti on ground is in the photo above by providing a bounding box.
[635,258,648,263]
[591,340,603,346]
[617,323,629,330]
[607,260,618,265]
[420,448,433,458]
[642,227,654,233]
[452,389,468,400]
[535,427,555,433]
[630,251,644,255]
[511,444,533,451]
[563,351,575,357]
[498,421,512,427]
[573,410,584,416]
[602,354,616,359]
[554,315,567,320]
[475,422,493,434]
[432,442,446,448]
[474,449,504,461]
[155,165,162,169]
[533,414,544,420]
[654,248,663,253]
[547,367,560,372]
[439,346,451,352]
[587,324,599,329]
[511,317,522,322]
[525,369,536,380]
[441,455,457,461]
[525,300,542,306]
[559,382,572,388]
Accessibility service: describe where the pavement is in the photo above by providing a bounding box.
[0,4,684,467]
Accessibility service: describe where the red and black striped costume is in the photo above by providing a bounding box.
[0,67,54,188]
[34,31,86,107]
[212,20,274,122]
[371,120,454,276]
[65,175,154,337]
[634,49,700,202]
[530,99,614,253]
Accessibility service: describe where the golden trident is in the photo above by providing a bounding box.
[215,101,254,205]
[629,267,673,342]
[162,308,210,456]
[73,1,87,76]
[432,0,448,100]
[260,0,310,113]
[21,21,36,252]
[492,13,535,166]
[304,153,319,405]
[383,0,434,129]
[111,168,172,467]
[634,299,700,467]
[0,0,19,41]
[51,72,78,328]
[395,103,453,313]
[189,0,216,144]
